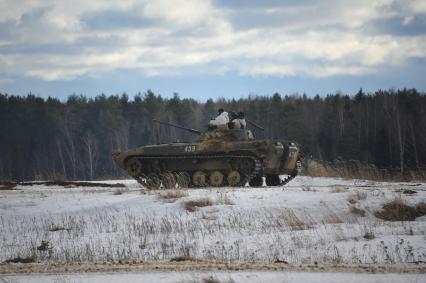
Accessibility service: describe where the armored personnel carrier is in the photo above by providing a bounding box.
[112,119,300,189]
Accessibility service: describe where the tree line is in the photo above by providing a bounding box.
[0,88,425,181]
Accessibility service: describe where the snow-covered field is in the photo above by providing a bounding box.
[2,271,425,283]
[0,176,425,277]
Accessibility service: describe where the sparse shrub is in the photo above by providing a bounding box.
[183,197,213,212]
[158,190,188,203]
[350,206,366,216]
[363,231,375,240]
[37,240,51,251]
[374,199,426,221]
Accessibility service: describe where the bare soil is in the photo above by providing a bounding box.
[0,261,425,275]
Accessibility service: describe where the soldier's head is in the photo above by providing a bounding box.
[218,108,224,114]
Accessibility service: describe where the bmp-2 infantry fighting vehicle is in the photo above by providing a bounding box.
[112,119,300,189]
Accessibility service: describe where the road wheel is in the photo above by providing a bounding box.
[126,157,142,176]
[249,175,263,187]
[266,174,281,186]
[227,170,241,186]
[209,171,224,187]
[192,171,207,187]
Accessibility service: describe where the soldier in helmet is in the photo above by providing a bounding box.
[230,111,246,129]
[208,108,229,129]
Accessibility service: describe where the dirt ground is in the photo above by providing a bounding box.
[1,261,425,275]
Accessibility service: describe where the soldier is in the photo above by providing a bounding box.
[208,108,229,129]
[231,111,246,129]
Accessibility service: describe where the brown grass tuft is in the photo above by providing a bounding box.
[4,256,36,263]
[363,231,375,240]
[157,190,188,203]
[350,206,366,216]
[375,199,426,221]
[0,181,17,190]
[202,276,221,283]
[183,197,214,212]
[170,256,198,262]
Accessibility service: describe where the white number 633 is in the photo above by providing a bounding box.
[184,145,196,152]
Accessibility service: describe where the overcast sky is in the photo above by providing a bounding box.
[0,0,425,100]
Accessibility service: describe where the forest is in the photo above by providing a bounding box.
[0,88,425,181]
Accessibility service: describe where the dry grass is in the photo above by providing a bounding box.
[157,190,188,203]
[170,256,198,262]
[280,208,312,230]
[4,256,36,263]
[347,190,367,204]
[216,192,234,205]
[374,199,426,221]
[202,277,222,283]
[363,231,375,240]
[183,197,214,212]
[331,186,348,193]
[355,190,367,200]
[0,181,17,190]
[202,211,218,220]
[113,188,129,195]
[350,206,366,216]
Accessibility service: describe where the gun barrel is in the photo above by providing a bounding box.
[246,119,265,131]
[153,119,201,134]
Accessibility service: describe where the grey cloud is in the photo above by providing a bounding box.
[213,0,316,9]
[82,10,157,30]
[367,16,426,36]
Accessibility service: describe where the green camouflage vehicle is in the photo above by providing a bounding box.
[112,119,300,189]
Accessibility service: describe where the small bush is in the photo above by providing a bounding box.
[374,199,426,221]
[37,240,51,251]
[183,197,213,212]
[350,206,366,216]
[363,231,375,240]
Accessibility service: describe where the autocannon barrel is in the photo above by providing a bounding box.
[153,119,202,134]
